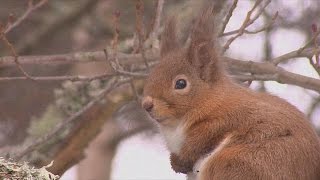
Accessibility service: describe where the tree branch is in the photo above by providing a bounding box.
[219,0,238,36]
[225,57,320,92]
[222,0,272,53]
[4,0,48,34]
[148,0,165,41]
[0,50,158,67]
[0,26,34,80]
[1,48,320,92]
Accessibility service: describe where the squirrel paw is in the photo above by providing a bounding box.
[170,153,193,174]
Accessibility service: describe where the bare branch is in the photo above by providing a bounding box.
[111,10,122,69]
[1,48,320,93]
[105,48,148,79]
[221,11,278,37]
[268,46,320,65]
[4,0,48,34]
[2,47,318,68]
[0,50,159,67]
[134,0,150,69]
[296,30,320,56]
[0,74,114,82]
[313,24,320,65]
[308,57,320,76]
[148,0,165,41]
[248,0,271,27]
[0,70,147,82]
[245,11,278,34]
[225,57,320,92]
[112,69,148,77]
[219,0,238,36]
[308,24,320,76]
[0,28,34,80]
[222,0,271,53]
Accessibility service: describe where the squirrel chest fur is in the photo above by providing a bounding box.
[142,4,320,180]
[158,122,185,154]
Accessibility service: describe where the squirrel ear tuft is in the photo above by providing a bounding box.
[160,17,179,57]
[187,4,222,82]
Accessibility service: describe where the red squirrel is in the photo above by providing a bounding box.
[141,4,320,180]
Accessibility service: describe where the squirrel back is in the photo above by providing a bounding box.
[142,3,320,180]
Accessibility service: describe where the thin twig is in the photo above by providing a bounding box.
[133,0,145,53]
[0,70,147,82]
[219,0,238,36]
[272,31,320,65]
[111,67,148,77]
[135,0,149,69]
[0,28,34,80]
[309,24,320,76]
[104,47,148,78]
[222,0,272,53]
[313,25,320,65]
[110,10,122,70]
[109,12,150,78]
[148,0,165,41]
[221,10,277,37]
[272,48,314,65]
[4,0,48,34]
[308,57,320,76]
[245,11,278,34]
[222,0,263,53]
[248,0,271,27]
[297,31,320,56]
[0,74,113,82]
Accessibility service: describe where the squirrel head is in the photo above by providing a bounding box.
[142,6,227,126]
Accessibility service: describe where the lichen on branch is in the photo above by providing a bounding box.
[0,158,59,180]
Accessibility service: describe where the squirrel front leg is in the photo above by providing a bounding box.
[169,131,214,174]
[170,153,194,174]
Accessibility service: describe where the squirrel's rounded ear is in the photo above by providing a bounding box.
[187,5,222,82]
[160,17,179,57]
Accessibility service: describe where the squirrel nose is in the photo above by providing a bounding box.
[142,96,154,112]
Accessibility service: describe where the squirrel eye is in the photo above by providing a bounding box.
[175,79,187,89]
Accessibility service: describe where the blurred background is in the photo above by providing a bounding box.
[0,0,320,179]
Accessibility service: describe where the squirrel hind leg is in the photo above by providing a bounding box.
[198,160,260,180]
[197,149,261,180]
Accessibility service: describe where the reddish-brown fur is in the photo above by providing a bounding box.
[142,4,320,180]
